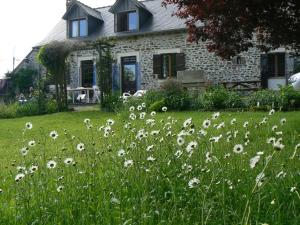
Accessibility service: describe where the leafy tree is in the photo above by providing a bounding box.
[162,0,300,59]
[37,41,76,110]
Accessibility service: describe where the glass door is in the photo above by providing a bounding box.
[121,56,137,94]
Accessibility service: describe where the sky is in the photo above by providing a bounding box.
[0,0,115,78]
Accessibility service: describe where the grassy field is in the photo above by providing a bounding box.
[0,109,299,224]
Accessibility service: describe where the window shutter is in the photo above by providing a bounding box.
[112,63,121,92]
[176,53,186,72]
[260,54,269,89]
[136,62,141,90]
[114,14,118,32]
[153,55,162,78]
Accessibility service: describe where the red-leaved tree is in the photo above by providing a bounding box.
[162,0,300,59]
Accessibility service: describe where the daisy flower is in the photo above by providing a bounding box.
[83,118,90,124]
[233,144,244,154]
[177,136,185,146]
[124,159,134,168]
[188,178,200,188]
[137,105,142,111]
[271,125,278,131]
[106,119,115,126]
[162,106,167,112]
[147,156,156,162]
[129,113,137,120]
[150,111,156,117]
[49,131,59,140]
[269,109,275,116]
[20,147,28,156]
[243,121,249,128]
[29,165,38,174]
[230,118,237,125]
[47,160,57,169]
[118,149,126,157]
[202,119,211,129]
[28,140,36,147]
[15,173,25,182]
[273,141,284,151]
[280,118,286,125]
[255,172,265,187]
[212,112,220,120]
[76,143,85,152]
[57,185,64,192]
[186,141,197,153]
[129,106,135,112]
[198,129,207,137]
[249,155,260,169]
[183,118,192,128]
[25,122,33,130]
[174,150,183,158]
[64,158,74,165]
[267,137,276,144]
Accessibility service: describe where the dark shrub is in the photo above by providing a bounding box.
[225,91,246,109]
[201,86,229,110]
[248,90,280,109]
[101,93,122,112]
[143,90,165,108]
[279,86,300,110]
[149,99,166,112]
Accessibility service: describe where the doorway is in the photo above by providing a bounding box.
[121,56,137,94]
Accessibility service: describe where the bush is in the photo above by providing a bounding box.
[279,85,300,110]
[201,86,229,110]
[143,90,165,108]
[45,99,58,114]
[225,91,246,109]
[149,99,166,112]
[248,89,280,110]
[0,103,17,119]
[101,93,123,112]
[160,79,191,110]
[16,101,41,117]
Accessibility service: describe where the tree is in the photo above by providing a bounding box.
[7,68,36,95]
[37,41,76,110]
[162,0,300,59]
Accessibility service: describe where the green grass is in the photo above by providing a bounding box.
[0,110,299,224]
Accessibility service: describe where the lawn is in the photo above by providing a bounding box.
[0,110,299,224]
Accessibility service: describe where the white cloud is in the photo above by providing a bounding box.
[0,0,115,78]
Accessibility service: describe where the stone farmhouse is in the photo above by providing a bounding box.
[15,0,299,94]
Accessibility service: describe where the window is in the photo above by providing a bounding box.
[153,53,185,79]
[116,11,138,32]
[71,19,87,38]
[81,60,94,87]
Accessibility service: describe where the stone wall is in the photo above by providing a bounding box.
[68,31,262,90]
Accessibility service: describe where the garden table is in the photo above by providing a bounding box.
[67,87,94,104]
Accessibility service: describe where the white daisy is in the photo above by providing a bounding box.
[76,143,85,152]
[174,150,183,158]
[202,119,211,129]
[233,144,244,154]
[137,105,142,111]
[243,121,249,128]
[255,172,265,187]
[83,118,90,124]
[106,119,115,126]
[198,129,207,137]
[129,106,135,112]
[147,156,156,162]
[280,118,286,125]
[124,159,134,168]
[150,111,156,117]
[25,122,33,130]
[271,125,278,131]
[269,109,275,116]
[212,112,220,120]
[47,160,57,169]
[183,118,192,128]
[129,113,137,120]
[15,173,25,182]
[57,185,64,192]
[188,178,200,188]
[28,140,36,147]
[230,118,237,125]
[249,155,260,169]
[186,141,197,153]
[20,147,28,156]
[162,106,167,112]
[118,149,126,157]
[49,130,59,140]
[29,165,38,174]
[64,158,74,165]
[273,141,284,151]
[146,145,154,152]
[267,137,276,144]
[177,136,185,146]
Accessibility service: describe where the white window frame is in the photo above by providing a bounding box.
[77,56,96,87]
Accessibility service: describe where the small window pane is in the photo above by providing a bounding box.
[128,12,137,30]
[79,19,87,37]
[72,20,78,37]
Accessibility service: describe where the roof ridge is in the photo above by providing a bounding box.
[75,0,101,14]
[93,0,157,11]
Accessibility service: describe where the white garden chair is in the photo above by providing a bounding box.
[92,86,101,103]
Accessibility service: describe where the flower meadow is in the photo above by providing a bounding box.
[0,107,299,225]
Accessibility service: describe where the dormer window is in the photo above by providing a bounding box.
[71,19,87,38]
[116,11,138,32]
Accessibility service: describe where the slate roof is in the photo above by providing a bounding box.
[62,0,103,21]
[109,0,150,14]
[37,0,197,47]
